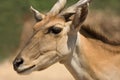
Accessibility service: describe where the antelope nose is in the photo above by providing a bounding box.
[13,57,24,70]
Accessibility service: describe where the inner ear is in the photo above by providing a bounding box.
[62,13,75,22]
[71,4,89,31]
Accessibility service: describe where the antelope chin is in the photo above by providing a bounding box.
[15,65,36,75]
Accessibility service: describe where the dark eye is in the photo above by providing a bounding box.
[49,26,62,34]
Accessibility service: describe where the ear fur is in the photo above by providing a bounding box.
[62,13,75,22]
[71,4,89,31]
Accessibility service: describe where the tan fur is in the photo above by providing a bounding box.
[33,15,65,31]
[13,0,120,80]
[80,34,120,80]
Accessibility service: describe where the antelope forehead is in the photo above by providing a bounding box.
[45,16,65,26]
[33,16,65,31]
[33,18,49,31]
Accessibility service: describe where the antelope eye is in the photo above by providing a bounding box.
[49,26,62,34]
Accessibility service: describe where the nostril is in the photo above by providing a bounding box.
[13,57,24,70]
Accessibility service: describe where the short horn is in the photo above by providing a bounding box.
[30,6,45,22]
[49,0,67,15]
[60,0,91,15]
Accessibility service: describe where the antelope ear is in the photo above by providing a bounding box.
[30,6,45,22]
[62,13,75,22]
[71,4,89,31]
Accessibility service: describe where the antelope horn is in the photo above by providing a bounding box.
[30,6,45,22]
[61,0,91,15]
[49,0,67,15]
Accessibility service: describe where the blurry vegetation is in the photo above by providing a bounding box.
[0,0,29,61]
[0,0,119,61]
[29,0,120,14]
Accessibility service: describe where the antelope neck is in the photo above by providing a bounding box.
[63,33,97,80]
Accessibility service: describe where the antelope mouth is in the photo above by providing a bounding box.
[16,65,36,74]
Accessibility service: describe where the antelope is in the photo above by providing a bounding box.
[13,0,120,80]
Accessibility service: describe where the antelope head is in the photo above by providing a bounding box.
[13,0,91,74]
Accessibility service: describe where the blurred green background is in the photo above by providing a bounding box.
[0,0,119,61]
